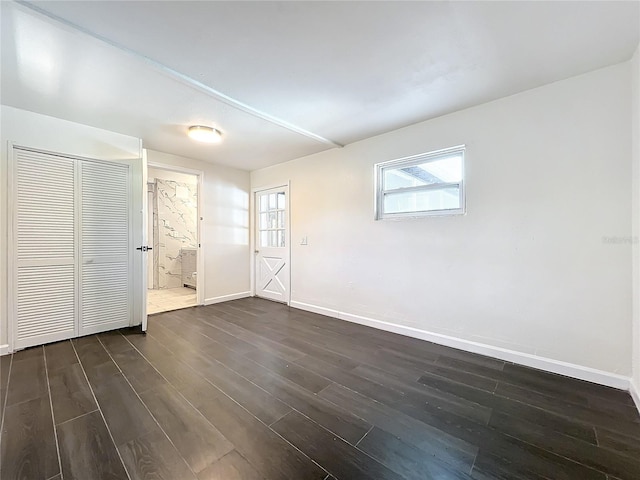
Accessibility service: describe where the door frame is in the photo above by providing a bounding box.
[7,143,144,352]
[146,161,205,310]
[250,182,291,305]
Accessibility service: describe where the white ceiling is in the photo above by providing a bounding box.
[2,1,639,171]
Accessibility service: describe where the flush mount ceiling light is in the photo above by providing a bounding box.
[188,125,222,143]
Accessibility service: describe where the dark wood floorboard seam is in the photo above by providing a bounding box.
[54,409,100,427]
[117,330,330,478]
[268,408,295,427]
[0,354,13,434]
[469,450,479,476]
[43,347,64,480]
[354,424,374,447]
[495,424,615,478]
[93,335,200,479]
[69,339,131,480]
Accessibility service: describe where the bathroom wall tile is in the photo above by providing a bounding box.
[153,179,198,290]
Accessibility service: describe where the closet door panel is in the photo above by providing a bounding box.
[14,150,76,348]
[16,265,75,344]
[79,161,131,335]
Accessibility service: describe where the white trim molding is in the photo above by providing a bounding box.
[0,344,9,356]
[631,381,640,415]
[204,292,251,306]
[290,300,631,391]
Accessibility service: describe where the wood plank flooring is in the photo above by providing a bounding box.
[1,297,640,479]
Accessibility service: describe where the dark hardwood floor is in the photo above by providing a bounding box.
[1,297,640,479]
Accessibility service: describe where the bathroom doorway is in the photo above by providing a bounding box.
[146,165,201,314]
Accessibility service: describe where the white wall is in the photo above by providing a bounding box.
[146,149,251,304]
[252,62,633,380]
[632,44,640,399]
[0,105,142,354]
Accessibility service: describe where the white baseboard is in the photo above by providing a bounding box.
[290,300,631,390]
[204,291,251,306]
[0,344,9,356]
[631,381,640,415]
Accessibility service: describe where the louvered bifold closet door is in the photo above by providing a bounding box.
[79,161,132,335]
[14,150,76,348]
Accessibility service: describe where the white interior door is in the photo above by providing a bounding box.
[12,149,77,348]
[255,186,290,303]
[78,152,146,334]
[10,146,146,350]
[78,160,133,335]
[140,149,148,332]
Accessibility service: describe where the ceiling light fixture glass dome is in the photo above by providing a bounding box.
[188,125,222,143]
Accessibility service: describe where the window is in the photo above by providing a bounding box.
[375,145,465,219]
[258,190,286,247]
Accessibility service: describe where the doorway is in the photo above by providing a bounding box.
[146,166,200,314]
[254,185,290,303]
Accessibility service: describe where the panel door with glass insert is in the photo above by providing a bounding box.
[255,186,289,303]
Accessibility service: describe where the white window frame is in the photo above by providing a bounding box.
[375,145,466,220]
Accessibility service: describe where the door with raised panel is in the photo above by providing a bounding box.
[11,147,142,349]
[254,186,290,303]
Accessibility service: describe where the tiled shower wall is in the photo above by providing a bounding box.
[152,178,198,289]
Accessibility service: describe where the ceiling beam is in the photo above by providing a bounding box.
[15,0,344,149]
